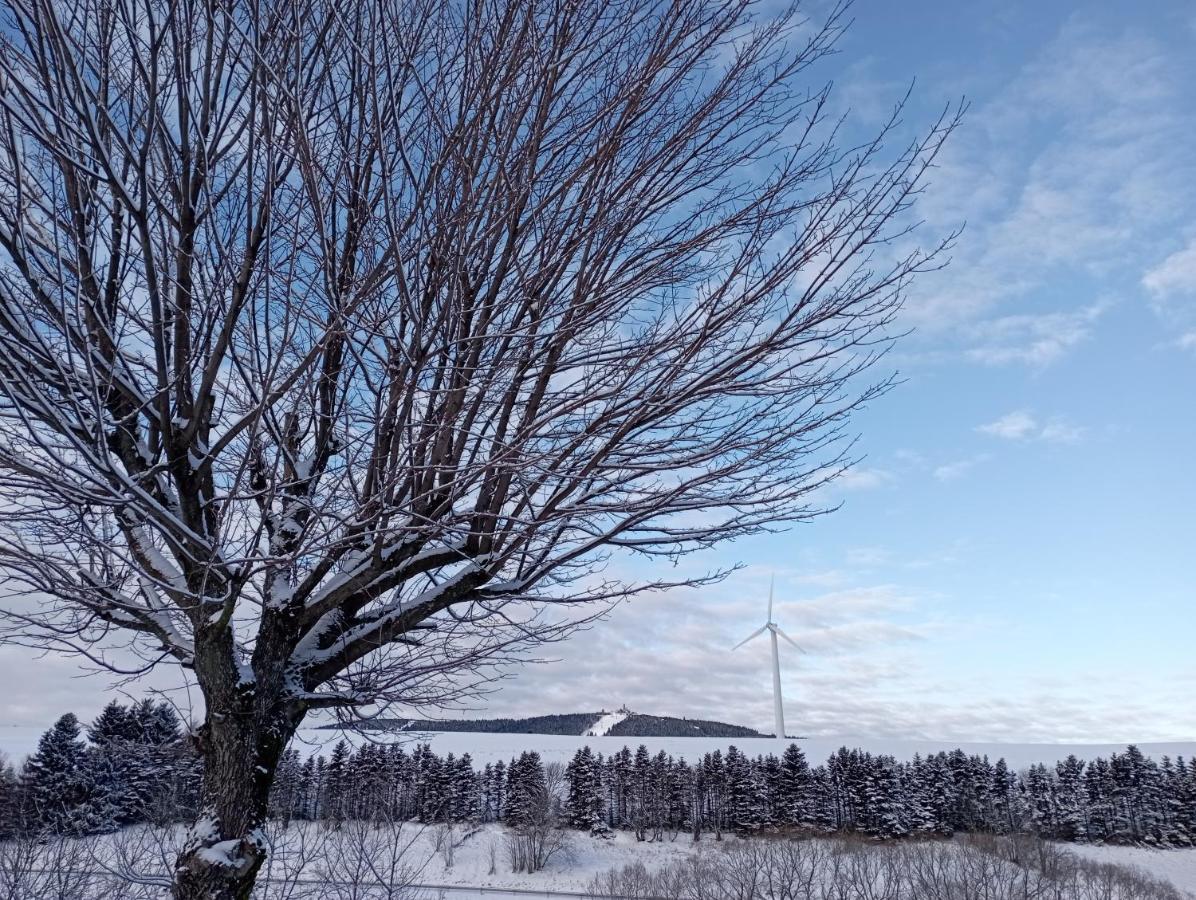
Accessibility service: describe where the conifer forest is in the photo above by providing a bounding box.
[4,701,1194,851]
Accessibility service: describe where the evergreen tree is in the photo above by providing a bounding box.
[89,700,138,744]
[723,745,759,833]
[1054,755,1088,841]
[0,757,18,839]
[504,751,546,826]
[862,755,906,838]
[566,747,605,832]
[270,747,302,825]
[22,713,106,835]
[324,740,350,824]
[777,743,812,827]
[490,759,507,823]
[1024,764,1057,837]
[991,758,1021,834]
[450,753,478,822]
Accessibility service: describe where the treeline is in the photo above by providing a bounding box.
[0,701,199,838]
[5,701,1194,850]
[562,743,1196,846]
[266,739,1196,846]
[267,741,550,827]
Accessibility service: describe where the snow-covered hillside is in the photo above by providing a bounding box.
[583,709,628,736]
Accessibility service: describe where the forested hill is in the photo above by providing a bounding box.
[605,713,765,738]
[329,711,765,738]
[346,713,601,735]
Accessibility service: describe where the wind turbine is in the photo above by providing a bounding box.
[732,575,803,740]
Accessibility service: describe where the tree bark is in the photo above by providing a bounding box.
[173,694,297,900]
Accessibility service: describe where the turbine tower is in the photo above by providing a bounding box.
[732,575,803,740]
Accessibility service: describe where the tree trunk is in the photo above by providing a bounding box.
[173,705,296,900]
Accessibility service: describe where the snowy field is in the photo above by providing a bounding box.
[5,823,1195,898]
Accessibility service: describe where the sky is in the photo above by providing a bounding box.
[2,0,1194,746]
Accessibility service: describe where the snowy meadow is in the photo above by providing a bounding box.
[1,823,1193,899]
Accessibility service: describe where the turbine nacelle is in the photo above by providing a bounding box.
[731,575,807,653]
[731,621,804,653]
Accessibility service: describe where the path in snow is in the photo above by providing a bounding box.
[582,710,628,737]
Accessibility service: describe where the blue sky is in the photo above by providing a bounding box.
[2,1,1193,745]
[477,0,1196,742]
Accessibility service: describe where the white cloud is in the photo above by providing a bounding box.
[837,467,893,491]
[1142,239,1196,299]
[933,454,990,482]
[977,411,1085,444]
[902,20,1196,363]
[1178,331,1196,352]
[963,304,1106,367]
[977,411,1037,440]
[1038,420,1086,444]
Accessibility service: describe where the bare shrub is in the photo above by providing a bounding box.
[587,833,1193,900]
[255,822,329,900]
[311,819,424,900]
[504,823,573,875]
[435,822,456,870]
[0,834,100,900]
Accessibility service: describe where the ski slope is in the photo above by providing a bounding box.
[583,710,628,736]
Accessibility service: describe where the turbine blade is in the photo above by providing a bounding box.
[731,625,767,651]
[776,628,805,653]
[767,575,775,623]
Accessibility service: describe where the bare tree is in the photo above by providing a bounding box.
[0,0,957,895]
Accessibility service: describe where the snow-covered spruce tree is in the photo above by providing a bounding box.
[504,752,547,828]
[20,713,106,835]
[778,743,813,827]
[88,699,189,827]
[723,745,760,833]
[0,0,957,894]
[0,755,17,839]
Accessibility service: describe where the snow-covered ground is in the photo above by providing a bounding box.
[582,710,628,737]
[24,824,1196,897]
[405,822,712,893]
[1064,843,1196,893]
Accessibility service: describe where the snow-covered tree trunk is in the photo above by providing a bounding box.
[173,625,306,898]
[175,722,281,900]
